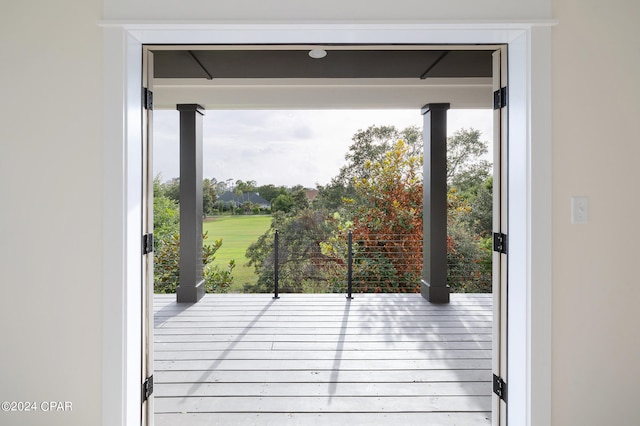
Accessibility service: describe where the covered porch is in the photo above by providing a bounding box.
[153,293,492,425]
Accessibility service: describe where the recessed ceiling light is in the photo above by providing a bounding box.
[308,49,327,59]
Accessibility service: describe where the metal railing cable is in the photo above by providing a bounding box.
[270,230,426,296]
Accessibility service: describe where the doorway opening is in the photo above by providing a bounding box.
[144,45,504,424]
[103,23,553,426]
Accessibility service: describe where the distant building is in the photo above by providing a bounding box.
[305,189,319,202]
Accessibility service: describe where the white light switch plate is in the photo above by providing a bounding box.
[571,196,589,224]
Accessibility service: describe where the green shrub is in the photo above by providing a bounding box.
[154,232,234,294]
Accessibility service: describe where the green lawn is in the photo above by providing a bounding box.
[203,215,272,292]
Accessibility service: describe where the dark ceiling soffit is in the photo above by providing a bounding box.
[153,50,209,79]
[152,49,493,80]
[420,51,449,79]
[188,51,213,80]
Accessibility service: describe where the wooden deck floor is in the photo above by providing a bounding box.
[153,293,493,426]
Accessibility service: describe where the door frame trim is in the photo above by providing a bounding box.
[102,22,553,425]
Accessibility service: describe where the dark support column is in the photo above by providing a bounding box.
[421,103,450,303]
[176,104,206,303]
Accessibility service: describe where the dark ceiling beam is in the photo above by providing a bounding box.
[420,51,450,80]
[188,51,214,80]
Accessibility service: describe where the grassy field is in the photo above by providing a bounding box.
[203,215,272,292]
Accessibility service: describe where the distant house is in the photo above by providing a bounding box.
[217,191,271,209]
[305,189,319,202]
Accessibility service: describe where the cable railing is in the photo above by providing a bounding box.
[271,230,425,298]
[153,229,492,295]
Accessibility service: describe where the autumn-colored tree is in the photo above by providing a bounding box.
[314,124,422,212]
[240,126,493,294]
[348,140,423,292]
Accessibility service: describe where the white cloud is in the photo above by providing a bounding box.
[153,109,493,187]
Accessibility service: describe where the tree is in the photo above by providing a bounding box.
[271,193,294,213]
[289,185,310,212]
[235,179,257,193]
[468,176,493,237]
[163,178,180,203]
[202,178,217,216]
[315,124,422,212]
[236,125,494,294]
[446,128,491,194]
[256,184,287,203]
[153,175,179,244]
[153,174,234,293]
[245,210,340,293]
[338,125,422,184]
[154,232,235,294]
[313,179,354,212]
[349,140,424,293]
[446,189,492,293]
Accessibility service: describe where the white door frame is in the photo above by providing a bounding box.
[102,22,553,426]
[492,46,508,425]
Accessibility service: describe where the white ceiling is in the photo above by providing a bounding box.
[153,77,493,110]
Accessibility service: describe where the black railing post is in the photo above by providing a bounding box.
[273,229,280,299]
[347,230,353,300]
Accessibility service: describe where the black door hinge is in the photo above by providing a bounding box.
[493,374,507,402]
[143,87,153,110]
[142,375,154,402]
[493,232,508,254]
[493,86,507,110]
[142,233,154,255]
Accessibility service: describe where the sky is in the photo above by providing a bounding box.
[153,109,493,188]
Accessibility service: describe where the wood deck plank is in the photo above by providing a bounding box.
[154,369,491,383]
[154,334,492,346]
[155,348,489,361]
[154,358,491,370]
[155,395,492,413]
[153,293,492,424]
[155,382,492,397]
[154,329,492,338]
[154,334,492,344]
[154,342,492,353]
[155,412,491,426]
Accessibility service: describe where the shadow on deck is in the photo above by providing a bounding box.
[153,293,492,426]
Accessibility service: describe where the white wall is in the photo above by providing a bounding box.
[2,0,638,425]
[0,1,103,425]
[551,0,640,424]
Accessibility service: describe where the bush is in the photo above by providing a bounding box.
[154,232,235,294]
